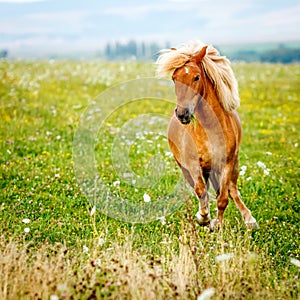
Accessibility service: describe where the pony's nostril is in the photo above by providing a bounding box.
[184,108,190,117]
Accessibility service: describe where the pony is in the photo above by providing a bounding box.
[156,41,258,229]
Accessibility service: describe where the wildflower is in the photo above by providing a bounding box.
[265,151,272,155]
[246,176,252,181]
[113,180,120,187]
[6,139,14,144]
[95,258,101,266]
[22,218,30,224]
[156,216,166,225]
[241,165,247,171]
[197,288,215,300]
[215,253,234,262]
[160,241,171,245]
[257,161,270,175]
[143,193,151,202]
[164,151,173,157]
[257,161,266,169]
[50,295,59,300]
[98,238,105,246]
[83,245,89,253]
[54,174,60,179]
[90,205,96,216]
[57,283,67,292]
[290,258,300,267]
[24,228,30,233]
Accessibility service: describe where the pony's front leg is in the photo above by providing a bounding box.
[194,179,211,225]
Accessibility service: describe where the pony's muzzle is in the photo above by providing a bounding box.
[175,107,191,125]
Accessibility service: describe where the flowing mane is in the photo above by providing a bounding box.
[156,41,240,112]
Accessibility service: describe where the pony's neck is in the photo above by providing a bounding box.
[195,77,227,127]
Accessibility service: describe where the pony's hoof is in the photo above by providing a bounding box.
[245,220,259,229]
[209,219,221,231]
[245,216,258,229]
[195,211,211,226]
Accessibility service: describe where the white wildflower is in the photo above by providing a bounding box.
[57,283,67,292]
[160,240,171,245]
[257,161,266,169]
[54,173,60,178]
[98,238,105,246]
[90,205,96,216]
[264,168,270,176]
[113,180,120,187]
[246,176,252,181]
[24,228,30,233]
[239,165,247,176]
[290,258,300,267]
[50,295,59,300]
[164,151,173,157]
[215,253,234,262]
[22,218,30,224]
[83,245,89,253]
[197,288,215,300]
[95,258,101,266]
[143,193,151,203]
[265,151,272,155]
[156,216,166,225]
[241,165,247,172]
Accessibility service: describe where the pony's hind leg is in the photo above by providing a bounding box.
[229,159,258,228]
[229,183,258,228]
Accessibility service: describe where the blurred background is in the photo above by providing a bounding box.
[1,0,300,62]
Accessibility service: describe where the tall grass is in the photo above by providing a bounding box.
[1,218,298,299]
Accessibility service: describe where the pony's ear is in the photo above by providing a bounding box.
[194,46,208,65]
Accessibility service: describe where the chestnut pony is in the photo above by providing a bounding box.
[156,41,257,229]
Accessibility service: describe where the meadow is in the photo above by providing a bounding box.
[0,60,299,299]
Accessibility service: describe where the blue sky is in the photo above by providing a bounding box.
[0,0,300,57]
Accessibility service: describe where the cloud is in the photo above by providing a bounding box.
[0,0,299,58]
[0,0,46,3]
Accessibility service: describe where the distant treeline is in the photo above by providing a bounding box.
[1,41,300,63]
[104,40,169,60]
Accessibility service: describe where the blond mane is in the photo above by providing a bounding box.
[155,41,240,112]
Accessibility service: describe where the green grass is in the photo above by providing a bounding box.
[0,60,299,299]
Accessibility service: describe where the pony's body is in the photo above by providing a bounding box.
[156,41,257,228]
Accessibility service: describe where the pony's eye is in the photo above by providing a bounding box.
[194,74,200,82]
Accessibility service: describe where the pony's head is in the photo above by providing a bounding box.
[171,46,207,124]
[156,41,240,125]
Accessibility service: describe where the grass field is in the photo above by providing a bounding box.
[0,60,299,299]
